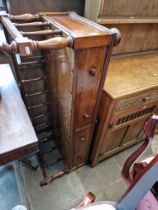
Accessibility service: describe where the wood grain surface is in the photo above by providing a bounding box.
[105,53,158,97]
[0,64,38,163]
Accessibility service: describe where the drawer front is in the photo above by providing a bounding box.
[73,127,92,166]
[116,90,158,112]
[74,47,107,129]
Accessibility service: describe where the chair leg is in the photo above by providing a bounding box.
[76,192,96,209]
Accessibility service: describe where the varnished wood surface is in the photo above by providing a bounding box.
[42,13,113,49]
[0,64,38,163]
[0,12,115,169]
[41,13,115,169]
[105,53,158,97]
[43,14,107,37]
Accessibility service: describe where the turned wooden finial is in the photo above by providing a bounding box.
[110,28,121,46]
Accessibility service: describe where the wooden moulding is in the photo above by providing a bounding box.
[97,17,158,25]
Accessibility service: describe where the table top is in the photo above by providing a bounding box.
[104,53,158,98]
[0,64,38,163]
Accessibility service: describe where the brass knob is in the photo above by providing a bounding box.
[80,136,86,142]
[89,67,96,76]
[83,113,90,119]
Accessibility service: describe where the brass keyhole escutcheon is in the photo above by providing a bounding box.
[89,67,96,76]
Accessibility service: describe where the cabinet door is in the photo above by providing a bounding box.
[122,118,148,146]
[100,116,152,156]
[100,127,127,154]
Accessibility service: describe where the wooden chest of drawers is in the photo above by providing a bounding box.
[0,12,120,170]
[91,53,158,166]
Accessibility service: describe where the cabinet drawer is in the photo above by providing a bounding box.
[116,90,158,112]
[74,47,107,129]
[73,126,92,166]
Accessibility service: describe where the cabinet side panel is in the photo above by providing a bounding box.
[99,0,158,17]
[44,48,74,168]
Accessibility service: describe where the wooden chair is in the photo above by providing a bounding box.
[75,115,158,209]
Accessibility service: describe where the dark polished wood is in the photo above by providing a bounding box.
[0,64,38,164]
[0,12,119,170]
[41,12,118,169]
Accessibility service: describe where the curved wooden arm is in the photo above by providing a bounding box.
[144,115,158,138]
[9,13,40,22]
[110,28,121,46]
[122,138,150,185]
[32,36,73,50]
[122,115,158,185]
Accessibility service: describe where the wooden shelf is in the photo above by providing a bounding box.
[97,16,158,24]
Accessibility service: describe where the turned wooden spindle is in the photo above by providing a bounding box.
[9,13,40,22]
[32,36,73,50]
[0,36,72,56]
[21,29,62,36]
[14,21,50,27]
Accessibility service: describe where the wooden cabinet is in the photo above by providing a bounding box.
[85,0,158,166]
[91,54,158,166]
[0,12,119,170]
[42,13,118,169]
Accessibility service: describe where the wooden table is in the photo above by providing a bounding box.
[0,64,38,164]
